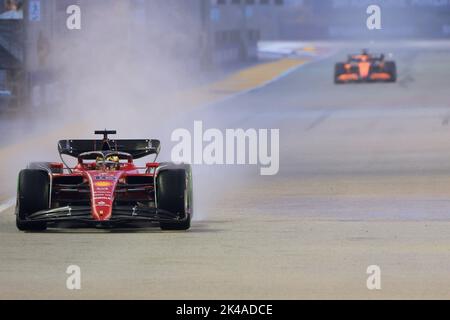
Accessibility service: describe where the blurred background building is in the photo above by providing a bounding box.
[0,0,285,110]
[280,0,450,40]
[2,0,450,110]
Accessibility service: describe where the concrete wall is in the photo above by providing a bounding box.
[206,0,284,65]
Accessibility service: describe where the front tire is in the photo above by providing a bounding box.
[16,169,49,231]
[384,61,397,82]
[334,63,345,84]
[157,164,193,231]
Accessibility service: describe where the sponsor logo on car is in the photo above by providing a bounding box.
[95,175,115,181]
[94,181,113,187]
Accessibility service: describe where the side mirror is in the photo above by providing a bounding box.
[146,162,159,173]
[50,162,64,170]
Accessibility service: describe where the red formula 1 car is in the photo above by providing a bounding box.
[15,130,193,231]
[334,50,397,84]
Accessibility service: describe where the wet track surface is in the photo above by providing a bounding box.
[2,41,450,298]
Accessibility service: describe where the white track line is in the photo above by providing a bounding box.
[0,198,15,213]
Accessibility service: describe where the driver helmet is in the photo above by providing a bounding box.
[105,155,120,170]
[96,155,120,170]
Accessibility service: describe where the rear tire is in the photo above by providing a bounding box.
[384,61,397,82]
[334,63,346,84]
[16,169,49,231]
[157,164,193,231]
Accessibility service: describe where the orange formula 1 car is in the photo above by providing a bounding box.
[334,50,397,84]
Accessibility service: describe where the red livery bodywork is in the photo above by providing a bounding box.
[16,130,193,231]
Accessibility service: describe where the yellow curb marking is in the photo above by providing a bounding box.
[178,58,308,108]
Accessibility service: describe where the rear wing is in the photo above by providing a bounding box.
[58,139,161,159]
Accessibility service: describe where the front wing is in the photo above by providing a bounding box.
[23,206,185,227]
[337,72,393,82]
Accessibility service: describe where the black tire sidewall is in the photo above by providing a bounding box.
[385,61,397,82]
[335,63,345,82]
[156,164,193,230]
[17,169,50,220]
